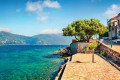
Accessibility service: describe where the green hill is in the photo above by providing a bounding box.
[0,31,73,45]
[33,34,74,45]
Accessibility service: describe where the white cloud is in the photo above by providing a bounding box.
[26,1,43,12]
[104,4,120,17]
[16,8,21,13]
[39,29,62,34]
[37,16,48,22]
[43,0,61,8]
[0,27,10,32]
[26,0,61,22]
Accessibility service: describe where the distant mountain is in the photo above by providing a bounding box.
[0,31,46,45]
[33,34,74,45]
[0,31,74,45]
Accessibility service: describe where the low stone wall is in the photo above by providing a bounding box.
[70,42,91,54]
[70,41,120,62]
[99,41,120,62]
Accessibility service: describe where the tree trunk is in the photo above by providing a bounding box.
[75,36,79,41]
[92,48,95,63]
[83,36,85,42]
[87,35,92,42]
[86,35,89,42]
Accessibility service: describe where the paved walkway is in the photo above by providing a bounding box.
[102,40,120,53]
[61,53,120,80]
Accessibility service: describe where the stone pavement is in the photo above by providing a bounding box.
[61,53,120,80]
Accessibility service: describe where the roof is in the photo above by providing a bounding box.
[111,15,119,19]
[107,13,120,22]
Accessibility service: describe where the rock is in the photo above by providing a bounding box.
[54,49,66,54]
[58,64,66,75]
[54,46,72,56]
[64,58,68,63]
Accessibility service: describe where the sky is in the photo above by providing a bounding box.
[0,0,120,36]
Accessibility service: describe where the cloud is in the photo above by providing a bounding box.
[39,29,62,34]
[0,27,10,32]
[43,0,61,8]
[26,1,43,12]
[37,16,48,22]
[104,4,120,17]
[26,0,61,22]
[16,8,21,13]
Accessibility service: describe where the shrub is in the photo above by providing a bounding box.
[102,31,108,37]
[90,43,97,48]
[85,41,100,51]
[85,46,89,51]
[100,51,107,56]
[89,41,100,49]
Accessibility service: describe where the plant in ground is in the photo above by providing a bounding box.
[100,51,107,56]
[85,41,100,51]
[85,46,90,51]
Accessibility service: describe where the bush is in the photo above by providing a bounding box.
[100,51,107,56]
[102,31,108,37]
[90,42,97,48]
[89,41,100,49]
[85,46,89,51]
[85,41,100,51]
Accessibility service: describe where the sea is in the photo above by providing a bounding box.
[0,45,68,80]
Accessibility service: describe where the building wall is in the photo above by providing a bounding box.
[117,16,120,21]
[117,16,120,38]
[108,26,117,39]
[108,20,118,39]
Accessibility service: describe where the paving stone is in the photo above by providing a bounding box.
[61,53,120,80]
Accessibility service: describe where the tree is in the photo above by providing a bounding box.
[62,19,107,42]
[99,26,108,39]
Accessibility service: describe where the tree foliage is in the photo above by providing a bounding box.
[62,19,107,42]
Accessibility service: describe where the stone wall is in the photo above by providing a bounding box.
[70,42,91,54]
[99,41,120,62]
[70,41,120,62]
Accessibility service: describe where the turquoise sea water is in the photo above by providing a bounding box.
[0,45,68,80]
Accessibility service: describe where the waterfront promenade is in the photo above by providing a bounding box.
[102,40,120,52]
[61,53,120,80]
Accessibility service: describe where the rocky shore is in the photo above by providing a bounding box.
[54,46,72,80]
[54,46,72,56]
[55,56,72,80]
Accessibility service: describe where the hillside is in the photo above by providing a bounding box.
[0,31,73,45]
[33,34,74,45]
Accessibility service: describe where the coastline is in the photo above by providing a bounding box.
[55,56,72,80]
[54,46,72,80]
